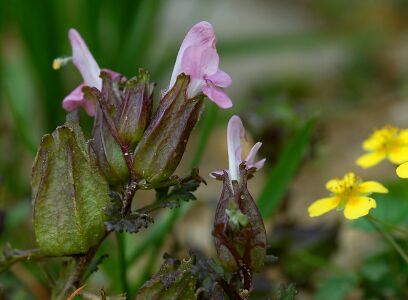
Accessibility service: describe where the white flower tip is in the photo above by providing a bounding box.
[227,115,245,181]
[68,28,81,42]
[229,115,243,127]
[67,28,101,89]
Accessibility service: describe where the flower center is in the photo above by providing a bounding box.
[331,173,361,206]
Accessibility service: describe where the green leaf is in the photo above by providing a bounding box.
[258,118,316,219]
[134,255,196,300]
[314,273,358,300]
[32,115,111,256]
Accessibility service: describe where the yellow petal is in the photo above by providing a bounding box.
[356,151,385,168]
[396,162,408,178]
[326,179,341,193]
[362,137,380,151]
[388,146,408,164]
[398,129,408,142]
[358,181,388,194]
[308,197,340,218]
[343,196,376,220]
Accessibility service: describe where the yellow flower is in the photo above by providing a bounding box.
[396,162,408,178]
[308,172,388,220]
[356,125,408,168]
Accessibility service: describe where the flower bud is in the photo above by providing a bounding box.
[86,74,128,185]
[32,112,111,256]
[85,71,154,185]
[213,165,267,273]
[117,69,153,147]
[133,74,204,184]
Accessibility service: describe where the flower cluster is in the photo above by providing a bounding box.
[309,125,408,220]
[356,125,408,168]
[34,21,271,298]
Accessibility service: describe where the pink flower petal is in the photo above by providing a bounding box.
[69,28,101,89]
[169,21,216,89]
[62,84,96,116]
[245,142,265,171]
[250,158,266,171]
[202,84,232,109]
[245,142,262,165]
[227,115,245,181]
[206,69,232,88]
[180,45,219,79]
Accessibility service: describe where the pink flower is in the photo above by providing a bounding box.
[212,115,265,181]
[62,29,118,116]
[169,21,232,109]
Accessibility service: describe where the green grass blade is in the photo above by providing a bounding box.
[258,118,316,219]
[118,0,163,74]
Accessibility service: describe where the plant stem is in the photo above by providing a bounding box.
[368,215,408,236]
[367,215,408,264]
[59,232,108,299]
[0,248,45,272]
[131,242,163,296]
[116,233,130,296]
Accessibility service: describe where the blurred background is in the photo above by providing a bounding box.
[1,0,408,299]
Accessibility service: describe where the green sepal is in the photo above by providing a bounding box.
[117,69,153,147]
[213,165,267,273]
[32,112,110,256]
[133,74,204,184]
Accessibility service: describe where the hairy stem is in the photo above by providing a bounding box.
[0,248,44,272]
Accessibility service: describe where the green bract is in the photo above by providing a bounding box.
[32,113,110,256]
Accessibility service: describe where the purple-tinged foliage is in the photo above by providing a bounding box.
[133,74,204,184]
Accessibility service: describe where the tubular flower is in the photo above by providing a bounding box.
[169,21,232,109]
[356,125,408,168]
[211,115,265,182]
[211,115,267,273]
[61,29,118,116]
[308,172,388,220]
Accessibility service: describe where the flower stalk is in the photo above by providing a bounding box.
[366,215,408,264]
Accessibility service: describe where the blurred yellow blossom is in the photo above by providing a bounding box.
[396,162,408,178]
[308,172,388,220]
[356,126,408,168]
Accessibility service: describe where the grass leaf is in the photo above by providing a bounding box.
[258,118,316,219]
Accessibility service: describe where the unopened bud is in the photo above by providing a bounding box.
[133,74,204,184]
[117,69,153,147]
[85,74,129,185]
